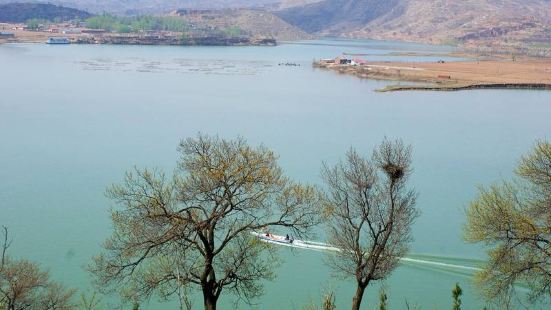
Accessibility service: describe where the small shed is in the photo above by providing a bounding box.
[339,58,352,65]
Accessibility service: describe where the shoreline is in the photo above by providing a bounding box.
[0,29,277,47]
[377,83,551,92]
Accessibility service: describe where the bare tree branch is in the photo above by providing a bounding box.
[322,140,418,310]
[0,227,75,310]
[1,225,12,271]
[91,134,322,310]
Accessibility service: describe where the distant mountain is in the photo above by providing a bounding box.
[0,0,284,14]
[2,0,549,51]
[276,0,403,33]
[0,2,92,22]
[276,0,551,50]
[0,0,323,14]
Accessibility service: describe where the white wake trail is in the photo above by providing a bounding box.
[253,232,481,272]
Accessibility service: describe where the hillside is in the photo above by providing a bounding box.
[277,0,551,53]
[171,9,311,41]
[276,0,403,33]
[270,0,323,10]
[0,3,92,23]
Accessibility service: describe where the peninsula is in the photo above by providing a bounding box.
[314,57,551,92]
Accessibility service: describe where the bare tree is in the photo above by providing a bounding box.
[321,140,418,310]
[91,134,322,310]
[0,227,75,310]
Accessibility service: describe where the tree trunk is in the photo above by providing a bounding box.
[202,273,218,310]
[202,256,218,310]
[351,284,366,310]
[202,288,218,310]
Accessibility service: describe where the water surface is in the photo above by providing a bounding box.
[1,40,550,309]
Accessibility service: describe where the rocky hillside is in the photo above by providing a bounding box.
[276,0,403,33]
[0,2,92,22]
[277,0,551,53]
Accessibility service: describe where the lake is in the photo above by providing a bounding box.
[1,39,550,309]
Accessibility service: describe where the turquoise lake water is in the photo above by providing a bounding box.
[1,39,550,309]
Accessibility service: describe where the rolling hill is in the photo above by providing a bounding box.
[171,8,312,41]
[0,3,92,22]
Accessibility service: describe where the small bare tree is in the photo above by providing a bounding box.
[91,134,322,310]
[0,226,75,310]
[321,140,418,310]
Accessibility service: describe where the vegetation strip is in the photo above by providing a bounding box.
[377,83,551,92]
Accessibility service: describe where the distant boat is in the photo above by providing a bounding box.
[251,231,340,251]
[46,37,70,44]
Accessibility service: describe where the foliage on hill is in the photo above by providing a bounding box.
[85,15,189,33]
[84,14,250,39]
[0,3,92,23]
[171,9,311,41]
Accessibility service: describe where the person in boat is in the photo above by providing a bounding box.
[286,234,294,243]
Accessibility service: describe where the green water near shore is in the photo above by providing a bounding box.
[1,40,550,309]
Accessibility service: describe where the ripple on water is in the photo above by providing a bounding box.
[75,57,275,76]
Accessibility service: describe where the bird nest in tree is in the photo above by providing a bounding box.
[383,163,404,181]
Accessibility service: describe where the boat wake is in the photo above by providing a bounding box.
[252,232,482,273]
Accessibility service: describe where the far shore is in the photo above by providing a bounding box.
[314,57,551,92]
[0,27,276,46]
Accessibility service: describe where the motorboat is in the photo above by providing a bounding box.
[253,232,294,244]
[251,231,340,252]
